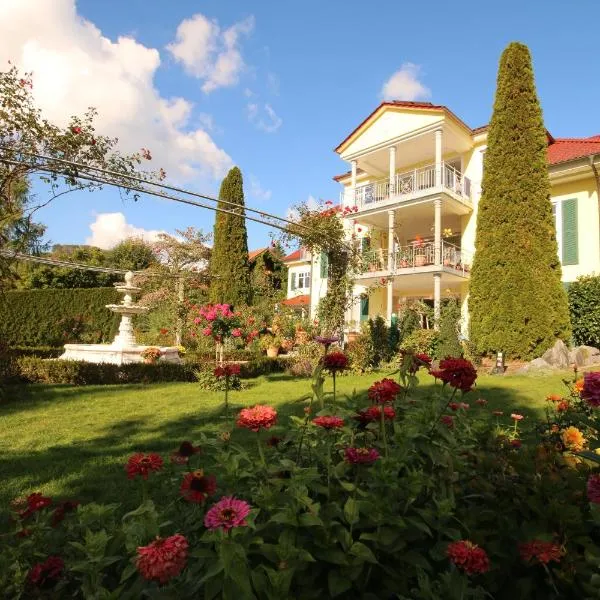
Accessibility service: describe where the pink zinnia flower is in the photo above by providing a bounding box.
[312,415,345,429]
[511,413,524,421]
[204,496,251,531]
[236,405,277,432]
[136,534,188,584]
[344,447,380,465]
[447,540,490,575]
[588,473,600,503]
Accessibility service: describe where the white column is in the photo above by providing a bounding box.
[387,209,395,325]
[433,273,441,329]
[386,280,393,325]
[388,145,396,195]
[351,160,357,207]
[435,128,443,187]
[434,198,442,266]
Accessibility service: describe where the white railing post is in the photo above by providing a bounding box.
[351,160,357,208]
[388,146,396,197]
[434,198,442,266]
[435,129,443,188]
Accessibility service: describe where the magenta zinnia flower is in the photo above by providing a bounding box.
[204,496,251,531]
[588,473,600,503]
[136,534,188,584]
[582,372,600,407]
[344,447,380,465]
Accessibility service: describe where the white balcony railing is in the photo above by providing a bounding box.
[358,240,472,277]
[344,162,471,210]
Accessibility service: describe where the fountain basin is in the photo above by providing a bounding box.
[60,344,181,365]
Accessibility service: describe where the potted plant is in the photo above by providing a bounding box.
[295,326,310,345]
[413,236,426,267]
[141,347,162,364]
[281,337,294,352]
[259,334,282,358]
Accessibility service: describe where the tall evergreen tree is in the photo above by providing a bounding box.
[209,167,252,305]
[469,42,570,359]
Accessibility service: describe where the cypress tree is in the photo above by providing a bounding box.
[209,166,252,305]
[468,42,570,359]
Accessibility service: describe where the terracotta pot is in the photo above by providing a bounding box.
[415,255,426,267]
[296,331,310,345]
[266,346,280,358]
[281,339,294,352]
[347,332,360,344]
[443,259,452,267]
[144,358,156,364]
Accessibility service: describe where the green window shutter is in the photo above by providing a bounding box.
[562,198,578,265]
[320,252,329,278]
[291,273,296,290]
[360,296,369,321]
[361,237,371,253]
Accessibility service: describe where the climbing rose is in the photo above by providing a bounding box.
[136,534,188,584]
[180,470,217,503]
[344,447,380,465]
[447,540,490,574]
[28,556,65,587]
[355,405,396,423]
[236,405,277,432]
[313,415,345,429]
[368,378,402,404]
[561,426,585,452]
[582,372,600,407]
[519,540,563,565]
[204,496,251,531]
[126,453,163,480]
[170,441,201,465]
[436,358,477,392]
[214,364,241,378]
[323,351,349,373]
[587,474,600,503]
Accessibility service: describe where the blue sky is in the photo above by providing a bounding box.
[2,0,599,250]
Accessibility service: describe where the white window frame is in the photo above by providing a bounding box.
[552,200,563,261]
[297,271,310,289]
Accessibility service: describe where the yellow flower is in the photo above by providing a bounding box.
[561,426,585,452]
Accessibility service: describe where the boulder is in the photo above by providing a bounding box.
[541,339,570,369]
[517,357,553,374]
[569,345,600,367]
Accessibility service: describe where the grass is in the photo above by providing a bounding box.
[0,368,576,514]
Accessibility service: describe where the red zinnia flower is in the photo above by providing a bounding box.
[519,540,563,565]
[313,415,345,429]
[440,415,454,428]
[368,378,402,404]
[323,351,349,373]
[436,358,478,393]
[510,439,522,448]
[214,364,241,378]
[204,496,251,531]
[136,534,188,584]
[170,441,201,465]
[475,398,488,406]
[236,405,277,432]
[344,447,380,465]
[28,556,64,587]
[18,492,52,519]
[180,470,217,503]
[492,410,503,416]
[266,435,282,447]
[588,473,600,503]
[355,405,396,423]
[582,372,600,407]
[449,402,460,411]
[447,540,490,574]
[51,500,79,527]
[126,453,163,480]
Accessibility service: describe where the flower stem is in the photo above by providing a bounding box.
[224,376,229,420]
[380,406,388,458]
[257,431,266,467]
[332,373,337,403]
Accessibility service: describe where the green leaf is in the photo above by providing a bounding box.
[298,512,323,527]
[576,450,600,465]
[344,497,359,525]
[119,562,137,584]
[349,542,377,564]
[328,569,352,597]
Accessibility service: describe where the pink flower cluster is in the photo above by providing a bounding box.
[136,534,188,584]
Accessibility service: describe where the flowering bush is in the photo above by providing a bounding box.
[3,362,600,598]
[140,347,162,362]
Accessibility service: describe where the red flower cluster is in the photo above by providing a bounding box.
[449,402,470,411]
[204,496,251,531]
[28,556,64,587]
[355,405,396,424]
[344,447,380,465]
[236,405,277,432]
[126,453,163,480]
[214,364,241,378]
[180,470,217,503]
[323,351,349,373]
[170,441,201,465]
[447,540,490,574]
[17,492,52,519]
[582,371,600,407]
[519,540,563,565]
[136,534,188,584]
[440,415,454,428]
[368,378,402,404]
[51,500,79,527]
[313,415,345,429]
[588,474,600,503]
[159,328,169,335]
[475,398,488,406]
[434,358,477,392]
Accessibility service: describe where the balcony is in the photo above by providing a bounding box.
[359,241,472,278]
[344,162,471,212]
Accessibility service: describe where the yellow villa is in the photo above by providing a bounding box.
[283,100,600,333]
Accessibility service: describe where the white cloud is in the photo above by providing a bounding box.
[167,13,254,93]
[285,194,319,220]
[86,212,165,249]
[381,63,431,101]
[266,72,280,96]
[247,102,282,133]
[248,175,271,201]
[243,87,255,98]
[0,0,232,182]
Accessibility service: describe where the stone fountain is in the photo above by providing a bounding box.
[60,271,181,365]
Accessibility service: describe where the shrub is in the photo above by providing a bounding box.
[568,274,600,347]
[399,328,439,356]
[0,288,120,347]
[435,298,463,359]
[286,341,323,377]
[369,316,391,365]
[194,365,244,391]
[6,346,63,359]
[346,326,374,373]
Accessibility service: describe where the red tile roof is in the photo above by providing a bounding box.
[283,248,309,262]
[281,294,310,307]
[248,247,267,261]
[547,137,600,165]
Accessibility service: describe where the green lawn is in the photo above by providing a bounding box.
[0,369,574,514]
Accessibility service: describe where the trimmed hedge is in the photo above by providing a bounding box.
[0,288,121,347]
[6,346,63,359]
[568,275,600,347]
